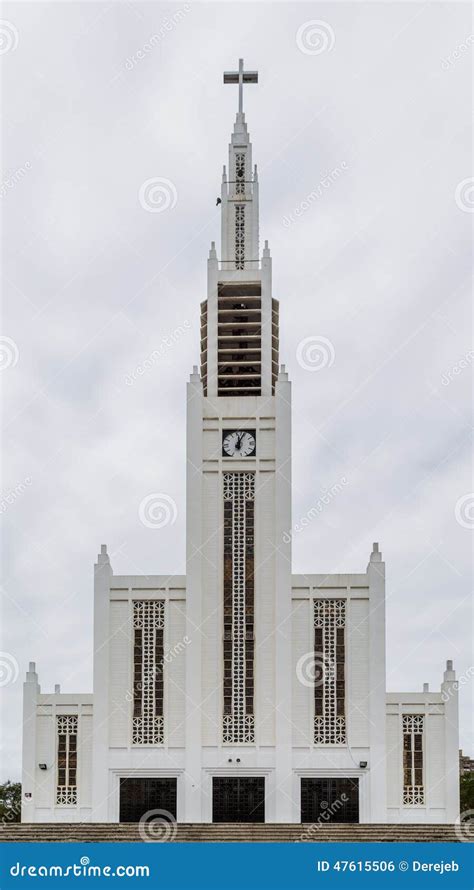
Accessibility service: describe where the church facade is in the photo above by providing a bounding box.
[22,63,460,826]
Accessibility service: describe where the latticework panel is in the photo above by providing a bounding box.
[235,204,245,269]
[132,600,165,745]
[223,472,255,743]
[313,599,346,745]
[402,714,424,805]
[56,715,78,806]
[235,153,246,194]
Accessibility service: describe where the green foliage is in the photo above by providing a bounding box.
[0,781,21,823]
[460,774,474,813]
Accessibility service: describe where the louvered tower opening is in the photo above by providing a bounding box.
[217,282,262,396]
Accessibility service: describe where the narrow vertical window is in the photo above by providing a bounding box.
[235,152,246,194]
[313,600,346,745]
[223,472,255,743]
[132,600,165,745]
[235,204,245,269]
[402,715,424,804]
[56,715,78,805]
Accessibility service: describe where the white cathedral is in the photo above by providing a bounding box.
[22,62,460,826]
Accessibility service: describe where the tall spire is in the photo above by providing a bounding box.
[220,59,260,270]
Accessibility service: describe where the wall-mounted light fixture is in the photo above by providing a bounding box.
[38,763,48,771]
[359,761,368,769]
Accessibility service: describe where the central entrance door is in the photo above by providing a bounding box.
[212,777,265,823]
[301,778,359,823]
[119,778,177,823]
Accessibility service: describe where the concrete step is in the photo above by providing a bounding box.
[0,824,464,843]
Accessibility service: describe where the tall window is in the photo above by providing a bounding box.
[403,715,424,804]
[235,153,246,194]
[313,599,346,745]
[235,204,245,269]
[223,472,255,743]
[132,600,165,745]
[56,715,78,805]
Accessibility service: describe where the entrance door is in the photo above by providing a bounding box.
[119,778,177,823]
[301,778,359,823]
[212,777,265,822]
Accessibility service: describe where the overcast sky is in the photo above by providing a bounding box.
[1,1,472,780]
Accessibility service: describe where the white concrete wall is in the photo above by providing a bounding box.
[21,685,93,823]
[385,664,459,824]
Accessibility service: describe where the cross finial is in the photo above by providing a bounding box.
[223,58,258,115]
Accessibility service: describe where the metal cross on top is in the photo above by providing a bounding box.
[223,58,258,114]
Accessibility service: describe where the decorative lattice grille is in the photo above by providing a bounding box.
[313,599,346,745]
[235,204,245,269]
[223,472,255,743]
[235,153,246,194]
[56,715,78,805]
[132,600,165,745]
[402,714,424,805]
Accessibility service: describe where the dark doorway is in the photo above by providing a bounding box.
[119,778,177,823]
[301,778,359,823]
[212,777,265,822]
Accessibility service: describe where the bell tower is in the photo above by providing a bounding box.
[185,60,293,822]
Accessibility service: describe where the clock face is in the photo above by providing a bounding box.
[222,429,256,458]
